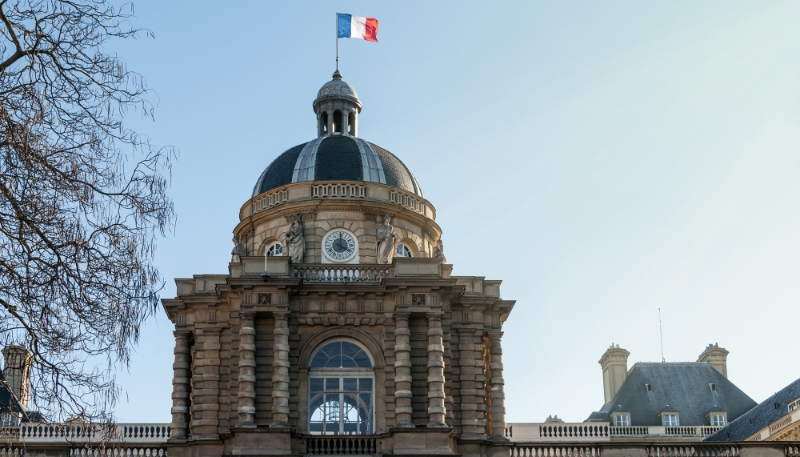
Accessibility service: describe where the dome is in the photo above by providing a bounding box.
[252,135,423,198]
[314,70,361,111]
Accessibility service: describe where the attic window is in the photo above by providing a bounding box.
[709,383,716,392]
[645,384,652,392]
[788,398,800,413]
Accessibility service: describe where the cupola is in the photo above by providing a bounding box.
[313,70,362,137]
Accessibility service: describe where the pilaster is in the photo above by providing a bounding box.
[426,312,446,427]
[487,331,507,440]
[170,331,192,440]
[236,311,257,427]
[393,312,414,428]
[271,311,291,426]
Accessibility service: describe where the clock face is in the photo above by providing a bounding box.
[323,230,358,262]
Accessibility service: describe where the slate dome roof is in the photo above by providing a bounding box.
[252,135,423,198]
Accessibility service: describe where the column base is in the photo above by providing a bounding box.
[394,421,416,429]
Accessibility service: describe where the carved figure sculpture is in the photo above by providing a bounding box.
[434,239,446,263]
[231,235,247,263]
[284,215,305,263]
[376,214,398,264]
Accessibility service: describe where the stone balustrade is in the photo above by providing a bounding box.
[507,423,725,443]
[2,423,170,444]
[305,436,379,455]
[293,264,391,283]
[510,442,797,457]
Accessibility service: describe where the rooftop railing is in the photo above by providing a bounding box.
[5,423,171,444]
[507,423,724,443]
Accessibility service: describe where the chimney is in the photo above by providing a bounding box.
[599,343,630,405]
[697,343,729,378]
[2,345,33,409]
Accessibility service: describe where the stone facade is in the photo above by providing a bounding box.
[159,72,516,457]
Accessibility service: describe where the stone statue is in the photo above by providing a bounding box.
[284,215,305,264]
[434,239,446,262]
[376,214,398,264]
[231,235,247,263]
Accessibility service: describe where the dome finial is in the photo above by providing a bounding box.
[332,70,342,80]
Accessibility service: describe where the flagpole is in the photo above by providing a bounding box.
[335,12,339,71]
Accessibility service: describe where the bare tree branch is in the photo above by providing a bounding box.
[0,0,175,424]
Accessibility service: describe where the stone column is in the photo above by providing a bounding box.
[271,311,291,426]
[456,327,485,436]
[427,313,446,427]
[170,331,191,439]
[191,327,222,438]
[487,331,507,439]
[237,311,257,426]
[393,313,414,428]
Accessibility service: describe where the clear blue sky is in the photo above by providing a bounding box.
[111,1,800,423]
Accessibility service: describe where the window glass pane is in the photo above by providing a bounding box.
[359,378,373,392]
[353,351,371,368]
[343,378,358,392]
[310,378,324,393]
[326,378,339,391]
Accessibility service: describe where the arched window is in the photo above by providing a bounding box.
[265,242,283,257]
[309,340,374,435]
[348,112,355,135]
[320,112,329,135]
[333,110,343,134]
[396,243,413,258]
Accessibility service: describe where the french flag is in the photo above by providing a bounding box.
[337,13,379,42]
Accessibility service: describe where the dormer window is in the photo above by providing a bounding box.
[709,383,716,392]
[611,412,630,426]
[645,384,652,392]
[711,414,726,426]
[662,414,678,426]
[788,398,800,413]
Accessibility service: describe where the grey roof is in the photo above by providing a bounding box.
[252,136,423,198]
[587,363,757,426]
[0,370,24,414]
[705,378,800,442]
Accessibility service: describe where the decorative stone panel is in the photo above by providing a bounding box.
[254,189,289,214]
[312,183,366,199]
[389,190,427,214]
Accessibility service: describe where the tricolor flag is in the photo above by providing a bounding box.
[337,13,379,42]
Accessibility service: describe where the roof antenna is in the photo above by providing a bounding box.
[659,308,665,363]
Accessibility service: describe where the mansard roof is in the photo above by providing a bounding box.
[588,362,757,426]
[706,377,800,442]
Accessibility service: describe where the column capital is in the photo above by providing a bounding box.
[240,309,257,319]
[173,330,192,338]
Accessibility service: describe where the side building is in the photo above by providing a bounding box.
[707,378,800,442]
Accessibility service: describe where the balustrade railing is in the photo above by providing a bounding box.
[70,448,167,457]
[305,436,378,455]
[0,448,24,457]
[510,423,724,443]
[12,423,170,444]
[510,445,601,457]
[645,445,739,457]
[293,264,391,284]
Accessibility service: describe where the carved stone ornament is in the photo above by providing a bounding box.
[412,294,426,306]
[257,293,272,305]
[284,214,305,264]
[231,235,247,263]
[376,214,398,264]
